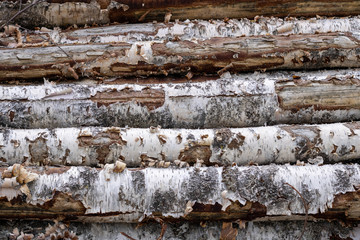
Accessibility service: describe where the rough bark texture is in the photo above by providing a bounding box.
[1,70,360,128]
[1,122,360,167]
[1,32,360,80]
[0,220,359,240]
[2,17,360,46]
[0,164,359,222]
[1,0,360,27]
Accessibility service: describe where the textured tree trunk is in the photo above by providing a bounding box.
[1,70,360,128]
[2,17,360,46]
[1,32,360,80]
[0,164,359,222]
[0,220,358,240]
[1,122,360,167]
[1,0,360,27]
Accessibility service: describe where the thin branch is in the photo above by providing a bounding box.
[284,182,308,240]
[0,0,42,30]
[119,232,137,240]
[18,26,77,65]
[153,217,167,240]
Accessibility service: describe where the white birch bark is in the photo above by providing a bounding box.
[0,70,360,128]
[0,122,359,167]
[0,164,359,222]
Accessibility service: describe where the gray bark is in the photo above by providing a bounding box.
[1,70,360,128]
[0,164,359,222]
[0,220,358,240]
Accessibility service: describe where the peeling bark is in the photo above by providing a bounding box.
[0,165,359,222]
[1,0,360,27]
[0,220,358,240]
[3,17,360,46]
[1,122,360,167]
[1,32,360,80]
[1,70,360,128]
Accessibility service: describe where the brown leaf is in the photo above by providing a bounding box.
[220,222,238,240]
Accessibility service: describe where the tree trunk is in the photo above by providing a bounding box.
[0,220,358,240]
[1,32,360,80]
[2,17,360,45]
[1,0,360,28]
[1,70,360,128]
[0,164,359,222]
[1,122,360,167]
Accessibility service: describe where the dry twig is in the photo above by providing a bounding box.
[284,182,308,240]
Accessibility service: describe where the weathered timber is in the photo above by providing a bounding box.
[0,220,359,240]
[1,32,360,80]
[1,122,360,167]
[2,17,360,46]
[1,0,360,27]
[0,164,359,222]
[1,70,360,128]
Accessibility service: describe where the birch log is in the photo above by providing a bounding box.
[1,70,360,128]
[0,164,359,222]
[1,0,360,27]
[3,17,360,46]
[1,32,360,80]
[1,122,360,167]
[0,220,358,240]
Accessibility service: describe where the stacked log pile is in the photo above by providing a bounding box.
[1,1,360,239]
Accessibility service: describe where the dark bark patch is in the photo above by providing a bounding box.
[183,168,219,202]
[90,87,165,110]
[149,189,176,213]
[131,170,145,195]
[279,125,321,161]
[78,128,126,165]
[178,145,212,165]
[28,135,49,165]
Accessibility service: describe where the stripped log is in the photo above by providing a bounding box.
[1,70,360,128]
[1,122,360,167]
[2,17,360,46]
[0,164,359,222]
[1,32,360,80]
[0,220,358,240]
[1,0,360,28]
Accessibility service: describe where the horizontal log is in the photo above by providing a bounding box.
[2,17,360,46]
[1,32,360,80]
[1,122,360,167]
[1,70,360,128]
[1,0,360,28]
[0,164,359,222]
[0,220,358,240]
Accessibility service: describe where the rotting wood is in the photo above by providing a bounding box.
[2,17,360,46]
[1,122,360,167]
[1,32,360,80]
[1,0,360,27]
[1,70,360,128]
[0,220,358,240]
[0,164,359,222]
